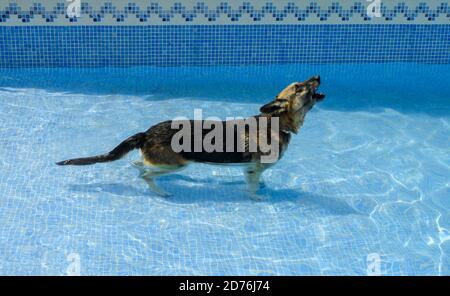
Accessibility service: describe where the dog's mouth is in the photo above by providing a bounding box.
[313,92,326,102]
[307,75,325,102]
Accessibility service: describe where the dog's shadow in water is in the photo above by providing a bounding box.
[69,174,360,216]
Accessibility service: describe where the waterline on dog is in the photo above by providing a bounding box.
[170,108,280,163]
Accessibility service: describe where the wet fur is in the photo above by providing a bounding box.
[57,77,325,199]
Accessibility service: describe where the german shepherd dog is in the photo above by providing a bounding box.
[57,76,325,200]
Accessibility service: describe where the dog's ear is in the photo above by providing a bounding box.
[260,99,289,115]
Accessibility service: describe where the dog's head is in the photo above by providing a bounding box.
[260,76,325,133]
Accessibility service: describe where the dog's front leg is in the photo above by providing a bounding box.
[244,163,270,201]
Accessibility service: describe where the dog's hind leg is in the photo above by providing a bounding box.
[137,164,186,197]
[244,163,270,201]
[132,160,147,175]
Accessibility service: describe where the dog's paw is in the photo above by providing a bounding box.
[146,185,173,198]
[248,192,264,202]
[152,190,172,198]
[159,192,173,198]
[259,181,266,189]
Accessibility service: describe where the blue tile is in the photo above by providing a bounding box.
[0,1,448,23]
[0,24,449,68]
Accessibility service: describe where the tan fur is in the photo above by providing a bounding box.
[58,76,324,200]
[138,76,324,199]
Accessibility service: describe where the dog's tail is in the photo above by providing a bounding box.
[56,132,146,166]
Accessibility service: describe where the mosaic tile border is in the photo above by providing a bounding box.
[0,1,449,25]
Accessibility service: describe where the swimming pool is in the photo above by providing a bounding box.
[0,63,448,275]
[0,0,449,276]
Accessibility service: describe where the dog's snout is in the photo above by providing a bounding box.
[309,75,320,84]
[306,75,320,90]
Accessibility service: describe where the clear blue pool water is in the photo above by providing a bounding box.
[0,64,449,275]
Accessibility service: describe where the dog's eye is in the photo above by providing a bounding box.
[295,85,305,92]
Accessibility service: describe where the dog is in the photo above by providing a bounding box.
[57,76,325,200]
